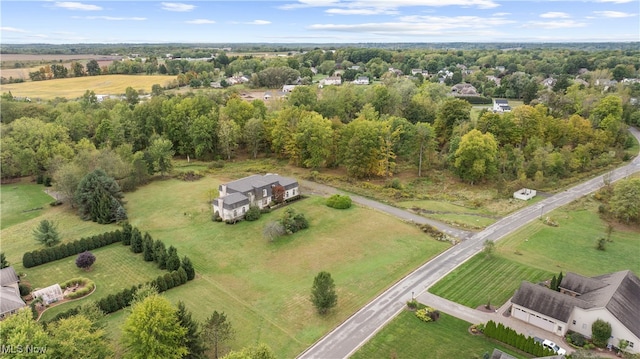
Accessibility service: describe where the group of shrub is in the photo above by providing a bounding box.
[415,306,440,323]
[60,277,95,300]
[483,320,555,357]
[23,230,124,268]
[326,194,352,209]
[280,208,309,234]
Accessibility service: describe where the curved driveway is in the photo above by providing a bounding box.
[297,127,640,359]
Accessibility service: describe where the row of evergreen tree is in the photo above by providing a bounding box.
[484,320,556,357]
[48,262,194,323]
[23,229,124,268]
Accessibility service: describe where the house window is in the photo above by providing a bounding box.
[572,320,576,325]
[293,189,296,195]
[242,207,246,213]
[629,342,634,348]
[263,189,267,197]
[285,191,289,198]
[233,210,237,217]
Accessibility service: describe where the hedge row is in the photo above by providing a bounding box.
[48,264,192,323]
[23,230,124,268]
[458,95,493,104]
[484,320,556,357]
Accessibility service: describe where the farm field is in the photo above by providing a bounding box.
[352,311,526,359]
[428,254,553,308]
[0,175,450,357]
[0,74,176,100]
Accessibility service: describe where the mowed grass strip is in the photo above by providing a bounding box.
[429,254,553,308]
[29,243,167,321]
[498,198,640,276]
[352,311,526,359]
[0,182,53,229]
[1,74,176,100]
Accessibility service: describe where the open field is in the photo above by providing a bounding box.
[0,74,176,100]
[352,311,526,359]
[0,182,54,229]
[1,174,450,357]
[497,196,640,276]
[428,254,553,308]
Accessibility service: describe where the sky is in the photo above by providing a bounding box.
[0,0,639,44]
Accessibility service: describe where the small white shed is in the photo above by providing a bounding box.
[513,188,537,201]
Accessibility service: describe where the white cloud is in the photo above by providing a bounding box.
[247,20,272,25]
[593,11,636,17]
[493,12,510,16]
[326,8,398,15]
[161,2,195,12]
[186,19,216,24]
[281,0,499,11]
[309,15,514,36]
[54,2,102,11]
[540,12,570,18]
[73,16,147,21]
[522,20,587,29]
[0,26,28,33]
[596,0,634,3]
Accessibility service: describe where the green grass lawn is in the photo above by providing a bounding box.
[30,243,167,322]
[1,175,450,357]
[352,311,527,359]
[497,197,640,276]
[429,255,553,308]
[0,182,54,229]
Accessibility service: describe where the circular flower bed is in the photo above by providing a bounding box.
[60,277,95,300]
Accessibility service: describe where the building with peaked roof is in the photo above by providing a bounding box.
[511,270,640,354]
[0,267,26,319]
[493,98,512,113]
[213,174,300,221]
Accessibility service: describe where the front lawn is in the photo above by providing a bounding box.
[428,254,553,308]
[352,311,526,359]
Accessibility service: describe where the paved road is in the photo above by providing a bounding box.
[297,127,640,359]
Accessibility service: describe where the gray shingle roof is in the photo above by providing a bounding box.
[512,281,589,322]
[225,174,271,193]
[0,267,19,287]
[515,271,640,338]
[0,286,26,315]
[219,192,250,210]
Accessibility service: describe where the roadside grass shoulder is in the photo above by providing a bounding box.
[0,182,54,229]
[352,311,527,359]
[497,197,640,276]
[428,254,552,308]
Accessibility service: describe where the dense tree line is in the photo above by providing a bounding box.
[2,46,639,198]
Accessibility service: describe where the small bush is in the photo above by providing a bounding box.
[406,299,418,310]
[209,160,225,169]
[597,238,607,251]
[571,332,586,347]
[245,206,262,221]
[49,200,63,207]
[177,170,203,181]
[326,194,352,209]
[415,306,439,323]
[19,283,32,296]
[384,178,403,190]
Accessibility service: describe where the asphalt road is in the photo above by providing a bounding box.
[297,127,640,359]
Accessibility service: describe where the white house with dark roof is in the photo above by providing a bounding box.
[493,98,512,113]
[213,174,300,221]
[511,270,640,354]
[0,267,26,319]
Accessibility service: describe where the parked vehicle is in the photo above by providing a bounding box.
[542,339,567,355]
